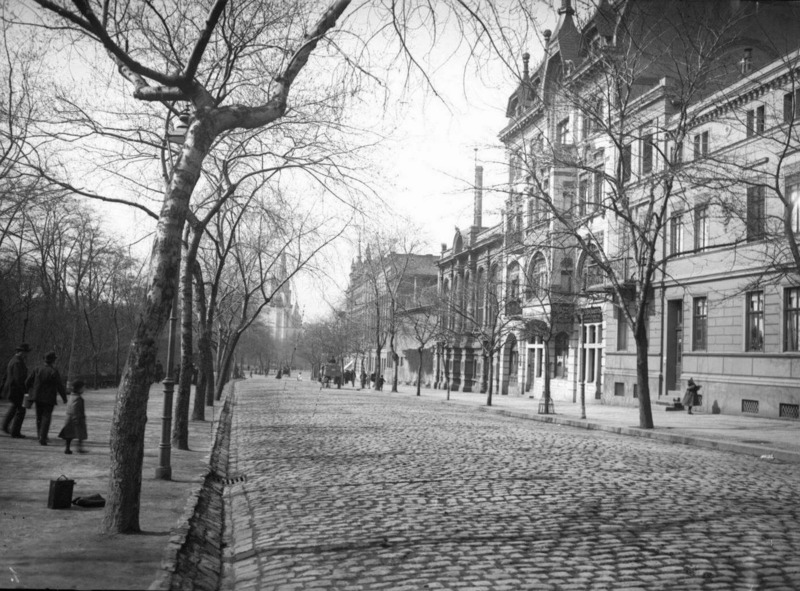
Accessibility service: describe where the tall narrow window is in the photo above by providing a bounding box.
[693,297,707,351]
[669,211,683,255]
[641,131,654,174]
[747,105,765,136]
[746,291,764,352]
[557,117,571,145]
[746,186,765,242]
[694,204,708,251]
[621,144,632,182]
[578,173,589,217]
[693,131,709,159]
[784,89,800,123]
[785,287,800,351]
[616,308,628,351]
[788,177,800,233]
[592,169,603,213]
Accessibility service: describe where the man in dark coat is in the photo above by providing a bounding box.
[26,351,67,445]
[1,343,32,438]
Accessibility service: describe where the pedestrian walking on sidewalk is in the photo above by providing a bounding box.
[1,343,32,438]
[59,380,88,454]
[25,351,67,445]
[360,371,367,390]
[682,378,701,415]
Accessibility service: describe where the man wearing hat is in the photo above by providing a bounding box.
[1,343,32,438]
[26,351,68,445]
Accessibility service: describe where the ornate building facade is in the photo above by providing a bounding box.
[437,0,800,419]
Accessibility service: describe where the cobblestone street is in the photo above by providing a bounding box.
[223,378,800,590]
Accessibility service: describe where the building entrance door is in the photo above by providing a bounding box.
[666,300,683,391]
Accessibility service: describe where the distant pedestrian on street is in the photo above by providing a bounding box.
[360,371,367,390]
[682,378,701,415]
[2,343,32,438]
[59,380,88,454]
[377,375,385,391]
[25,351,67,445]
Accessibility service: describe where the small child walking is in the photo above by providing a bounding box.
[59,380,88,454]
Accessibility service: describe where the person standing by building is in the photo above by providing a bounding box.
[59,379,88,454]
[26,351,68,445]
[1,343,32,438]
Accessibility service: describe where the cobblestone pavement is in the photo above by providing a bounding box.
[224,378,800,591]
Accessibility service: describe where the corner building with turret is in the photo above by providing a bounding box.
[437,0,800,419]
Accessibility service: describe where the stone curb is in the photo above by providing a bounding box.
[467,404,800,465]
[149,381,237,591]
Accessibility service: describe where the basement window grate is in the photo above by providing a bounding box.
[614,382,625,397]
[779,403,799,419]
[742,399,759,414]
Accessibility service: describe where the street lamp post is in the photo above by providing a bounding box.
[156,107,188,480]
[156,294,178,480]
[579,310,586,420]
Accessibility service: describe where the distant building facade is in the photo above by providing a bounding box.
[345,249,439,386]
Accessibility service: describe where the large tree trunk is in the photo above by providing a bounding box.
[486,352,494,406]
[374,345,382,390]
[172,234,194,449]
[416,347,423,396]
[543,340,551,414]
[192,262,209,419]
[215,331,242,401]
[103,125,211,534]
[391,350,399,392]
[634,317,654,429]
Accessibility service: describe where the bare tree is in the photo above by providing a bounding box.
[399,284,442,396]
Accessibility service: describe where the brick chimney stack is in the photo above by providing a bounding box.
[473,164,484,229]
[558,0,575,16]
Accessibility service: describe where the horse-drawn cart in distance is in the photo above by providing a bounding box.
[321,360,342,388]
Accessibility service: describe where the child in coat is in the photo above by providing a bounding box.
[59,380,88,454]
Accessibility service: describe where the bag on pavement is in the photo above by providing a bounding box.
[72,494,106,508]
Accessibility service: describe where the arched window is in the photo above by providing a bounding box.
[560,257,573,294]
[507,262,521,301]
[580,244,603,290]
[526,254,547,299]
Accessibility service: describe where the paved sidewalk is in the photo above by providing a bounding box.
[379,383,800,464]
[0,385,213,590]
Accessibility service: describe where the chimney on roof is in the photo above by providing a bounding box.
[740,47,753,75]
[558,0,575,16]
[522,52,530,80]
[473,163,484,229]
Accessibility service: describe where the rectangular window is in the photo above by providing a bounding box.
[669,211,683,255]
[694,204,708,251]
[616,310,628,351]
[592,169,603,212]
[747,105,765,136]
[785,287,800,351]
[693,297,707,351]
[641,131,654,174]
[784,89,800,123]
[693,131,709,159]
[578,173,589,217]
[670,140,683,164]
[746,186,765,242]
[746,291,764,352]
[557,117,571,145]
[621,144,632,182]
[789,177,800,233]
